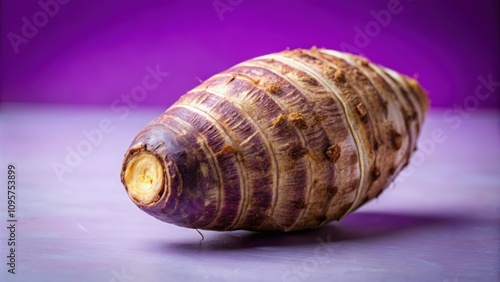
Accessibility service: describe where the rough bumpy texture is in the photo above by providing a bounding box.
[120,48,429,232]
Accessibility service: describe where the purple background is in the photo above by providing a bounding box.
[1,0,499,108]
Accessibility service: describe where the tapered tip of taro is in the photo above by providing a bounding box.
[123,151,165,205]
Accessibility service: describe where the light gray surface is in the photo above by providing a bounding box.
[0,104,499,282]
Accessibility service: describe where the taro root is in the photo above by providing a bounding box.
[120,48,429,232]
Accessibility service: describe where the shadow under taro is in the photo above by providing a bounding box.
[159,211,459,253]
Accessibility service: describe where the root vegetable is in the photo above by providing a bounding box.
[120,48,429,232]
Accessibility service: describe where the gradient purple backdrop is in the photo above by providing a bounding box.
[1,0,499,108]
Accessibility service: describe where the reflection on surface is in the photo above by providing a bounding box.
[161,212,461,252]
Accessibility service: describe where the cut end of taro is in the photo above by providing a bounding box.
[123,151,165,205]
